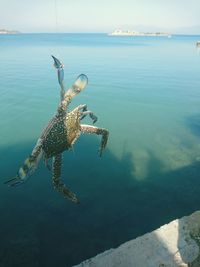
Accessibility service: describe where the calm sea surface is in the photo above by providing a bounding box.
[0,33,200,266]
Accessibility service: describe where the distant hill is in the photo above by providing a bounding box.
[0,28,20,34]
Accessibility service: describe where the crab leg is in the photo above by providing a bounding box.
[52,154,79,204]
[76,104,98,123]
[81,111,98,123]
[80,124,109,157]
[4,139,43,186]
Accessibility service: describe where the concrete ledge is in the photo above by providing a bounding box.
[72,211,200,267]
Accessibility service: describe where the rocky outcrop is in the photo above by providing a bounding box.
[72,211,200,267]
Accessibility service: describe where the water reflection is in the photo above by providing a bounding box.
[1,133,200,266]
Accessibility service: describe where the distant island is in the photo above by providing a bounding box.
[0,28,20,34]
[108,29,172,37]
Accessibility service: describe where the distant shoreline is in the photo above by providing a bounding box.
[0,29,20,34]
[108,29,172,37]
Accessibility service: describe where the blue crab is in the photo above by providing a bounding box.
[5,56,109,203]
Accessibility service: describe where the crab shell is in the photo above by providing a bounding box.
[42,108,81,158]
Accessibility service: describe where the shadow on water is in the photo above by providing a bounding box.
[185,113,200,137]
[1,135,200,267]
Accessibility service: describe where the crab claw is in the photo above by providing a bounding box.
[67,74,88,98]
[51,55,64,88]
[4,176,25,187]
[51,55,64,69]
[74,74,88,92]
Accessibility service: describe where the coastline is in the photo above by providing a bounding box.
[108,29,172,37]
[0,29,20,34]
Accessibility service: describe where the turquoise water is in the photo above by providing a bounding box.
[0,33,200,266]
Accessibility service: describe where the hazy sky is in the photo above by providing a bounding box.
[1,0,200,33]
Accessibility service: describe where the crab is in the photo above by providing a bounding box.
[5,56,109,204]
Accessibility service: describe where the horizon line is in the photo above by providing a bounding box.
[7,32,200,36]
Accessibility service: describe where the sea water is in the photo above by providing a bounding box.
[0,33,200,266]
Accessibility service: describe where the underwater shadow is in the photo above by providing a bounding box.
[185,113,200,137]
[1,137,200,267]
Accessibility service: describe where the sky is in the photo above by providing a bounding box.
[0,0,200,34]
